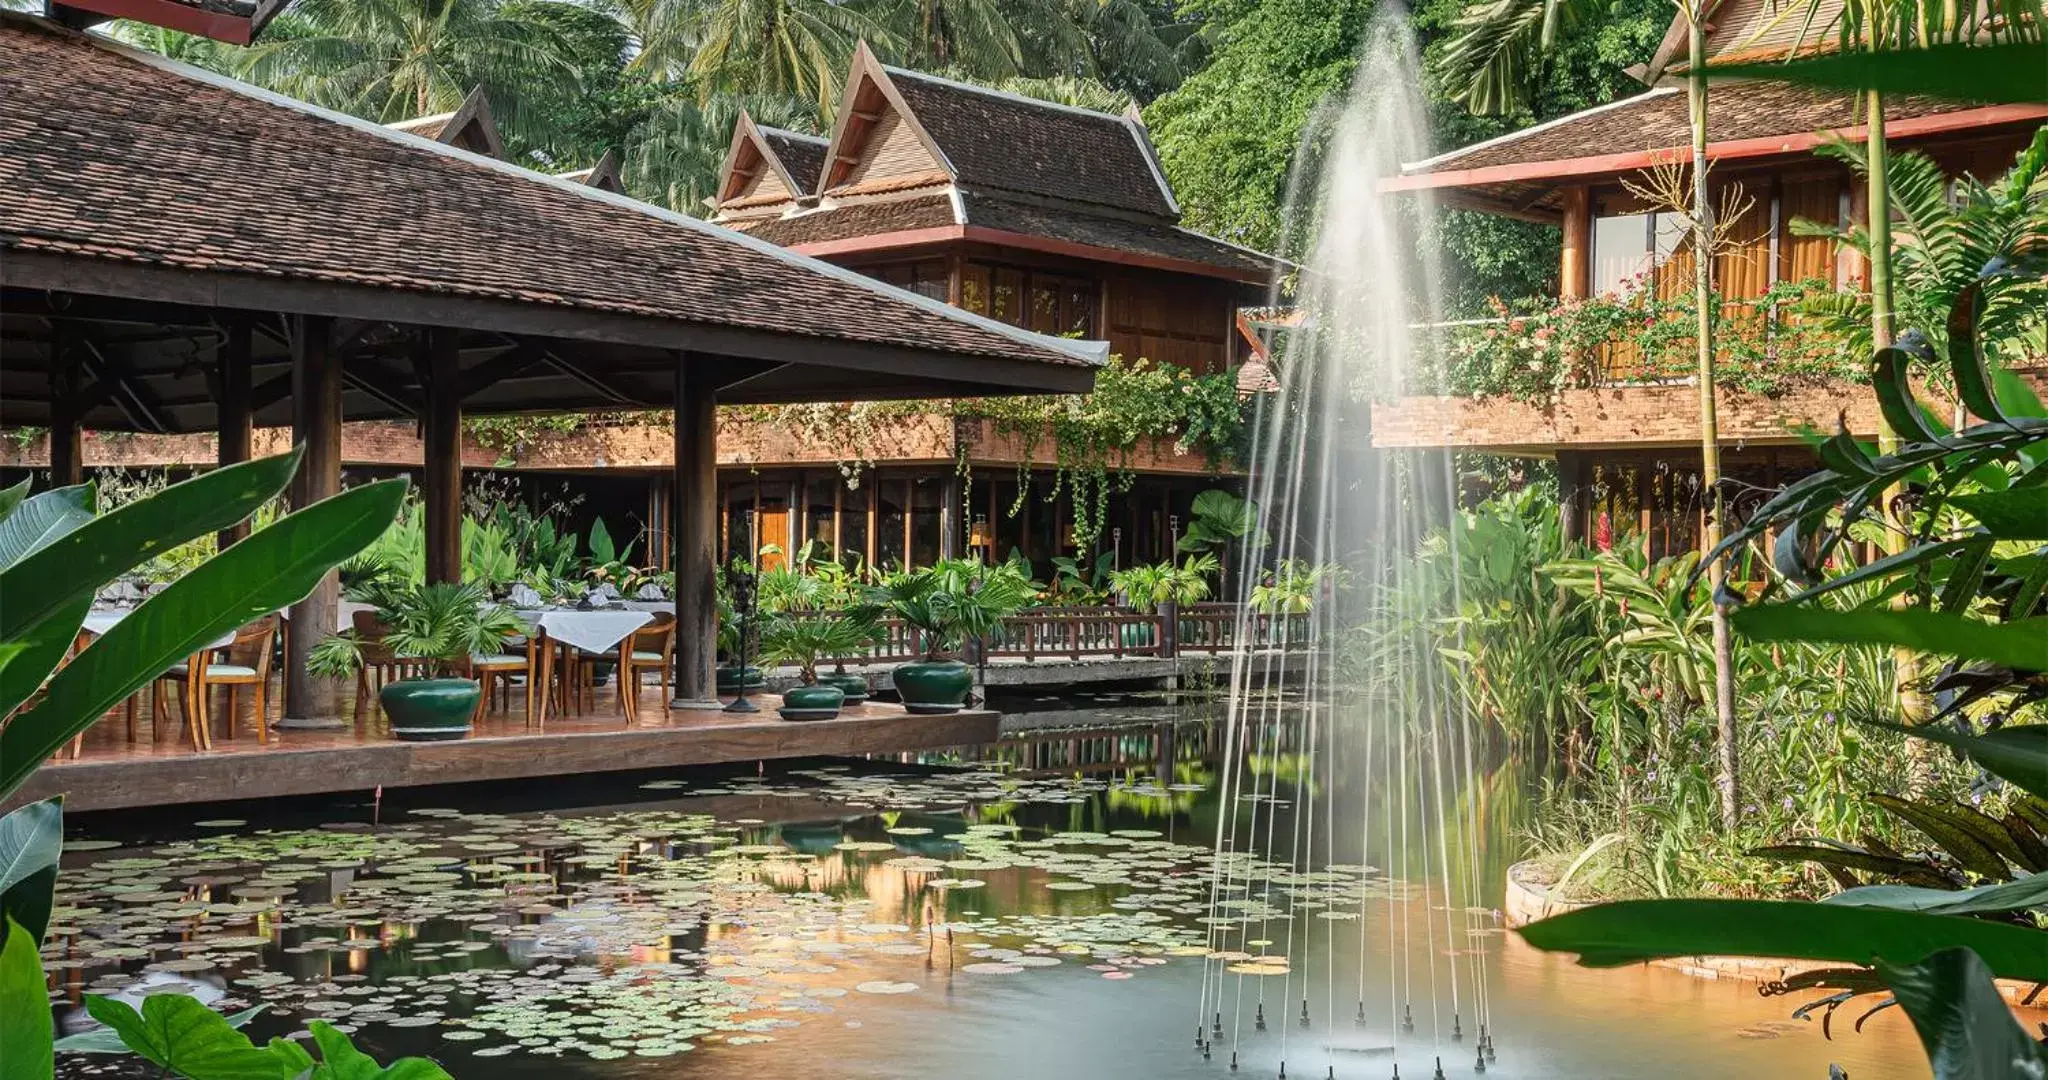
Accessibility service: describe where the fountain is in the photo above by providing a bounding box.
[1195,7,1498,1077]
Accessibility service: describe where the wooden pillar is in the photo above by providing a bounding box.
[670,356,720,709]
[282,315,345,729]
[422,328,463,586]
[216,320,253,549]
[1559,185,1592,300]
[47,328,83,490]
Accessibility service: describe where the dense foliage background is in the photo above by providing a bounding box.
[110,0,1667,315]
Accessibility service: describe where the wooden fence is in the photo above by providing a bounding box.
[783,602,1309,665]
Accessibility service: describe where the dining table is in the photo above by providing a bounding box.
[513,606,661,725]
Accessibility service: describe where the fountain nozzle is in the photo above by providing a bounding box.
[1452,1014,1462,1042]
[1231,1051,1240,1072]
[1400,1004,1414,1033]
[1431,1057,1446,1080]
[1256,1003,1267,1032]
[1355,1001,1367,1027]
[1278,1062,1287,1080]
[1300,999,1311,1028]
[1215,1012,1225,1040]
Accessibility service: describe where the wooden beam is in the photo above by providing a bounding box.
[670,354,720,709]
[282,314,345,729]
[422,327,463,585]
[75,338,170,434]
[216,319,253,549]
[544,346,640,405]
[459,338,550,399]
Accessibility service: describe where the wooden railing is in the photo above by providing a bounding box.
[783,602,1308,665]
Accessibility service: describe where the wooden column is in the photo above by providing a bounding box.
[422,328,463,585]
[282,315,345,729]
[1559,185,1592,300]
[216,320,253,549]
[670,357,720,709]
[47,329,83,489]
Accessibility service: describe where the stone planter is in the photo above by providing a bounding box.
[1502,859,1595,929]
[380,677,481,741]
[892,660,972,714]
[820,672,869,705]
[778,684,845,721]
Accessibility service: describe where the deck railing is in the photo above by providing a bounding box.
[783,602,1307,665]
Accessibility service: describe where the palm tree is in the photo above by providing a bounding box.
[625,91,818,214]
[1441,0,1741,830]
[237,0,589,150]
[680,0,891,120]
[891,0,1036,78]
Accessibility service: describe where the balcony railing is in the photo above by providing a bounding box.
[782,602,1310,665]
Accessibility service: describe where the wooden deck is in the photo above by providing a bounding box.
[13,684,998,814]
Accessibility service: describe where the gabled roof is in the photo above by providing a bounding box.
[386,86,505,160]
[1384,80,2046,215]
[0,15,1105,429]
[714,111,828,214]
[557,148,623,193]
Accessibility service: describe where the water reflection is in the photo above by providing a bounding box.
[49,716,1924,1079]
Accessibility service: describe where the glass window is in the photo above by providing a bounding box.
[1591,210,1686,295]
[960,265,990,316]
[840,479,870,573]
[722,483,754,567]
[909,476,944,568]
[875,480,906,572]
[803,474,837,563]
[991,269,1024,325]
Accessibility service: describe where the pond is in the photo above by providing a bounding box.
[46,703,1925,1079]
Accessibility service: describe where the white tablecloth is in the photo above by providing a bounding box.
[82,609,236,650]
[516,609,655,655]
[618,600,676,614]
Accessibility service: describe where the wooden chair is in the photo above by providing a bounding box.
[348,609,422,725]
[61,631,146,760]
[461,633,536,728]
[609,613,675,722]
[153,616,278,749]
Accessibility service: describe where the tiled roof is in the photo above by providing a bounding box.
[957,193,1278,279]
[0,17,1101,370]
[759,126,828,194]
[1410,81,1980,175]
[736,195,957,246]
[884,68,1176,217]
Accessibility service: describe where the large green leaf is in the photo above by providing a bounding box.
[0,449,302,643]
[84,994,290,1080]
[310,1021,455,1080]
[1880,722,2048,801]
[1,915,52,1080]
[1517,898,2048,981]
[1827,873,2048,916]
[0,477,30,524]
[0,483,94,570]
[0,798,62,947]
[0,479,408,799]
[1710,42,2048,105]
[0,595,89,741]
[1729,605,2048,672]
[1877,948,2048,1080]
[1949,488,2048,540]
[55,1005,267,1055]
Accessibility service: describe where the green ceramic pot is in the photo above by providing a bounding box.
[892,661,972,714]
[778,684,844,722]
[820,672,869,704]
[716,663,766,692]
[381,677,480,741]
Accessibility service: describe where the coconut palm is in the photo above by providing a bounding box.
[237,0,591,150]
[889,0,1037,77]
[624,90,818,213]
[681,0,892,119]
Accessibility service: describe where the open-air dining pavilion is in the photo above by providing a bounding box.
[0,13,1102,811]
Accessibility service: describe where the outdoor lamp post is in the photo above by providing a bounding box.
[725,540,759,714]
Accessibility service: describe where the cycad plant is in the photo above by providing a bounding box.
[308,581,529,679]
[860,558,1031,659]
[759,610,882,683]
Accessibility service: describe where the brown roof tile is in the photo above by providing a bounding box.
[0,17,1100,370]
[737,194,957,246]
[958,193,1279,279]
[1412,81,1983,175]
[759,126,828,193]
[884,68,1176,217]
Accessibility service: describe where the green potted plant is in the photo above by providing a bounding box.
[308,581,529,741]
[863,560,1027,714]
[758,610,879,720]
[714,567,766,692]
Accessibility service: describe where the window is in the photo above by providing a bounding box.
[875,480,905,572]
[909,476,945,568]
[966,261,1098,337]
[803,474,837,562]
[1591,208,1687,296]
[841,480,870,571]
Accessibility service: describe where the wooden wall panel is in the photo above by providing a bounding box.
[844,111,940,188]
[1778,175,1840,285]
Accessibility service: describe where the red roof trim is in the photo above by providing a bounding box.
[1382,104,2048,193]
[787,225,1270,284]
[52,0,257,42]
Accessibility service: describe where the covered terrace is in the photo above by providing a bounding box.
[0,13,1100,791]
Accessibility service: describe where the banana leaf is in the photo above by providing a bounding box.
[1878,948,2048,1080]
[1826,874,2048,917]
[1730,605,2048,673]
[1709,43,2048,105]
[0,483,94,570]
[0,798,61,946]
[1875,722,2048,802]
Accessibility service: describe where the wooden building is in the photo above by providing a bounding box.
[706,44,1286,574]
[1372,0,2046,556]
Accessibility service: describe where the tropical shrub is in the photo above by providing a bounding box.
[859,559,1033,659]
[307,581,529,680]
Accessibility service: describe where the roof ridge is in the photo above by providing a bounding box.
[1399,86,1681,174]
[77,25,1106,368]
[879,64,1130,124]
